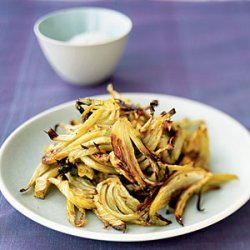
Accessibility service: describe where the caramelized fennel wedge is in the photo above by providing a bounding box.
[149,169,211,219]
[181,124,210,168]
[20,163,51,192]
[66,199,86,227]
[49,177,96,209]
[174,172,212,225]
[94,177,144,231]
[34,166,58,199]
[111,117,162,188]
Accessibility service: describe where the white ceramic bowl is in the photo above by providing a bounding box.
[34,8,132,85]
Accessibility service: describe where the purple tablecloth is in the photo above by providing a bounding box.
[1,0,250,249]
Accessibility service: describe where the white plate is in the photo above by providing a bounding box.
[0,93,250,242]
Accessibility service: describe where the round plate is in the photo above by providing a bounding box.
[0,93,250,242]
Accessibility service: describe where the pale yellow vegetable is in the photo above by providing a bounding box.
[22,85,237,232]
[181,124,210,168]
[149,168,211,223]
[49,177,96,210]
[94,177,144,231]
[20,163,51,192]
[66,199,86,227]
[34,167,58,199]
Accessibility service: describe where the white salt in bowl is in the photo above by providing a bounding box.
[34,8,132,85]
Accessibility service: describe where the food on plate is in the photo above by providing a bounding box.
[20,85,237,232]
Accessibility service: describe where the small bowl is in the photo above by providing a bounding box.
[34,8,132,85]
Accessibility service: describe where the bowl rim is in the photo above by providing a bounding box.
[33,7,133,47]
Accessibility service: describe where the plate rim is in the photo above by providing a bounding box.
[1,92,250,242]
